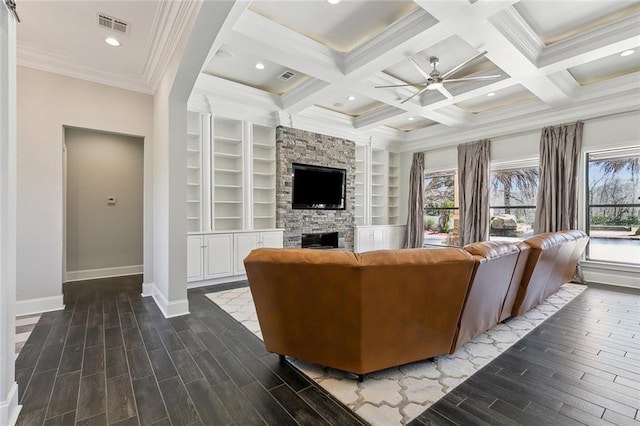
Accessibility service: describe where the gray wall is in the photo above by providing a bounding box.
[66,127,143,272]
[276,126,355,250]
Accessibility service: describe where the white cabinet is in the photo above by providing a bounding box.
[188,230,283,285]
[354,225,407,253]
[204,234,234,279]
[187,234,234,282]
[187,236,204,281]
[234,231,284,275]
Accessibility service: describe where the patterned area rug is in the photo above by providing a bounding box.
[15,314,41,358]
[206,283,586,425]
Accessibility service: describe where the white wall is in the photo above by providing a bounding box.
[65,128,144,275]
[16,66,153,311]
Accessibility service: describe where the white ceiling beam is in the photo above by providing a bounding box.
[354,106,406,131]
[231,10,343,79]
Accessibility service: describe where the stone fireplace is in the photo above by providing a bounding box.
[275,126,355,250]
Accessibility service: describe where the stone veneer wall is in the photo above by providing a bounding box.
[276,126,355,250]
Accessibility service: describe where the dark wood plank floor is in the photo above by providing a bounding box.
[15,276,364,426]
[15,277,640,426]
[410,283,640,426]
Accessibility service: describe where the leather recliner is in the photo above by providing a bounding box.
[244,247,476,377]
[450,240,530,352]
[511,230,588,316]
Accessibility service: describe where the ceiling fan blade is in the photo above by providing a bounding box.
[400,85,429,104]
[438,86,454,100]
[442,75,501,83]
[441,50,488,79]
[409,57,431,81]
[374,83,426,88]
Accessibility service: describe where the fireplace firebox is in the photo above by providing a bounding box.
[301,232,339,249]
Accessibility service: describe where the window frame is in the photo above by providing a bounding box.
[488,159,539,242]
[584,147,640,266]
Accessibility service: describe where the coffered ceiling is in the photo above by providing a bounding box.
[16,0,640,149]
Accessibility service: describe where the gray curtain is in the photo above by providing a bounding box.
[535,121,584,233]
[404,152,424,248]
[458,139,490,246]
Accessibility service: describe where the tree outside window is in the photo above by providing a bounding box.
[586,148,640,265]
[424,172,459,246]
[489,166,538,241]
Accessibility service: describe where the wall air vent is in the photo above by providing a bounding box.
[97,13,130,35]
[277,71,296,81]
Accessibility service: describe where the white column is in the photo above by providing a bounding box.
[150,0,238,317]
[0,3,20,425]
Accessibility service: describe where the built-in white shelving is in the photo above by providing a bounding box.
[388,151,400,225]
[371,149,386,225]
[213,116,243,231]
[186,111,203,233]
[252,124,276,230]
[355,146,365,225]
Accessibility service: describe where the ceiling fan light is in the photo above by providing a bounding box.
[427,82,443,90]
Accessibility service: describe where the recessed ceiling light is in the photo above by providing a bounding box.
[347,96,356,101]
[327,0,341,4]
[487,92,496,97]
[333,102,344,108]
[621,50,635,57]
[255,62,265,70]
[408,117,415,121]
[104,37,121,47]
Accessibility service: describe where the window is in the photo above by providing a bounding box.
[424,172,459,246]
[489,165,539,241]
[586,148,640,265]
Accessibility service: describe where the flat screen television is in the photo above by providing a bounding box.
[292,163,346,210]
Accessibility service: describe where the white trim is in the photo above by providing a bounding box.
[582,261,640,290]
[15,295,64,316]
[141,282,155,297]
[65,265,143,282]
[187,274,247,290]
[0,382,21,426]
[148,284,189,318]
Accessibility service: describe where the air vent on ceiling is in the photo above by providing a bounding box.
[277,71,296,81]
[97,13,130,35]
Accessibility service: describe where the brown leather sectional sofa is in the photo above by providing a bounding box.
[244,230,588,379]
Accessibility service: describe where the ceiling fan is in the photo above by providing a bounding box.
[376,51,501,104]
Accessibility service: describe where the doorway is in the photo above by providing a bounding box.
[64,127,144,282]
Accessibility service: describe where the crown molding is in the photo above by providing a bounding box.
[345,8,440,75]
[538,14,640,70]
[17,41,152,94]
[354,106,405,130]
[489,6,544,64]
[17,1,200,95]
[143,0,201,93]
[400,86,640,153]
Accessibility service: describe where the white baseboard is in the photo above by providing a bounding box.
[187,274,247,289]
[148,284,189,318]
[141,282,154,297]
[15,295,64,316]
[582,260,640,289]
[65,265,143,282]
[0,382,21,426]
